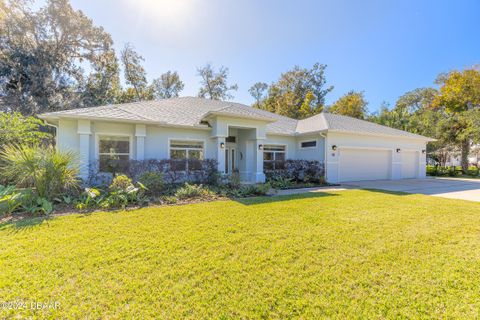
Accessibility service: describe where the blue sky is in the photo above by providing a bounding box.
[70,0,479,112]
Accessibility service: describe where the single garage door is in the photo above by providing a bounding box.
[402,151,418,179]
[338,148,391,182]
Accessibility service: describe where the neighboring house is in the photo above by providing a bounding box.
[431,145,480,167]
[39,97,434,184]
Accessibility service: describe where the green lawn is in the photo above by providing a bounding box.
[2,190,480,319]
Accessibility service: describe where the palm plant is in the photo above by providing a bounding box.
[0,144,80,199]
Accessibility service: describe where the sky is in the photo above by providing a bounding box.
[68,0,479,112]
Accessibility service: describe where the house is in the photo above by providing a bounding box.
[39,97,434,184]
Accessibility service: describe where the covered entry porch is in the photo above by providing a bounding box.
[205,114,273,183]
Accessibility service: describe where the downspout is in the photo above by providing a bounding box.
[319,132,327,182]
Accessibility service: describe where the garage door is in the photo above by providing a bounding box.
[338,148,391,182]
[402,151,418,179]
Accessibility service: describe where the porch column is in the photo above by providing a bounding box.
[77,120,91,180]
[212,136,226,173]
[253,139,266,183]
[135,124,146,160]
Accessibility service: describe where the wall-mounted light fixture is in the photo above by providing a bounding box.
[258,144,264,151]
[422,149,426,154]
[220,142,225,149]
[396,148,401,153]
[332,145,337,151]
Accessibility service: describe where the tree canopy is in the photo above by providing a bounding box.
[328,91,368,119]
[0,0,114,114]
[152,71,185,99]
[197,64,238,100]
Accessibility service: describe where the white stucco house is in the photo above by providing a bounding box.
[39,97,434,184]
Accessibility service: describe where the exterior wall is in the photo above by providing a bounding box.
[57,119,79,153]
[56,118,427,184]
[294,134,325,163]
[264,134,297,159]
[144,126,214,159]
[325,132,427,183]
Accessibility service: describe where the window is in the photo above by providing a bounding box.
[170,140,204,171]
[263,145,286,170]
[300,140,317,148]
[98,136,130,173]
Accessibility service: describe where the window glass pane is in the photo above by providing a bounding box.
[275,152,285,162]
[264,145,285,151]
[188,150,204,160]
[263,152,273,161]
[301,140,317,148]
[170,140,203,149]
[170,149,187,159]
[99,136,129,154]
[99,154,129,173]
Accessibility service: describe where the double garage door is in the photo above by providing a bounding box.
[337,148,418,182]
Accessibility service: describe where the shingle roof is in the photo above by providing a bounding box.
[39,97,433,140]
[295,112,433,140]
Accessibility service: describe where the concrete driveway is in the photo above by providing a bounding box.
[343,177,480,202]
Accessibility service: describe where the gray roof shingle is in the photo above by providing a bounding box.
[39,97,432,140]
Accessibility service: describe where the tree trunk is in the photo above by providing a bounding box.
[461,139,470,173]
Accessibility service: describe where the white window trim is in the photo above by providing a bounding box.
[263,144,287,170]
[299,139,318,149]
[95,133,134,172]
[168,138,206,172]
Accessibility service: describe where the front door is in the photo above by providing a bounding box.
[225,147,236,174]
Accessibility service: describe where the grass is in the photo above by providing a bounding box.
[1,189,480,318]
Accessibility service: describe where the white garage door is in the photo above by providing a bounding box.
[402,151,418,179]
[338,148,391,182]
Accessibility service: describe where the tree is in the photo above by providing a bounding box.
[197,63,238,100]
[0,112,53,147]
[248,82,268,107]
[432,68,480,171]
[256,63,333,119]
[152,71,184,99]
[83,50,121,107]
[0,0,114,115]
[120,43,151,102]
[328,91,368,119]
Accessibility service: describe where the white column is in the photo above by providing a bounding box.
[212,136,226,173]
[135,124,146,160]
[392,148,402,180]
[252,139,266,183]
[77,120,91,180]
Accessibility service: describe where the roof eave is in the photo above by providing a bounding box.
[38,114,211,130]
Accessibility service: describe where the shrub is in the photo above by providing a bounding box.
[90,159,221,186]
[265,160,325,184]
[103,175,147,209]
[109,175,134,192]
[0,144,79,200]
[0,185,24,215]
[268,176,294,189]
[174,183,215,200]
[138,172,164,196]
